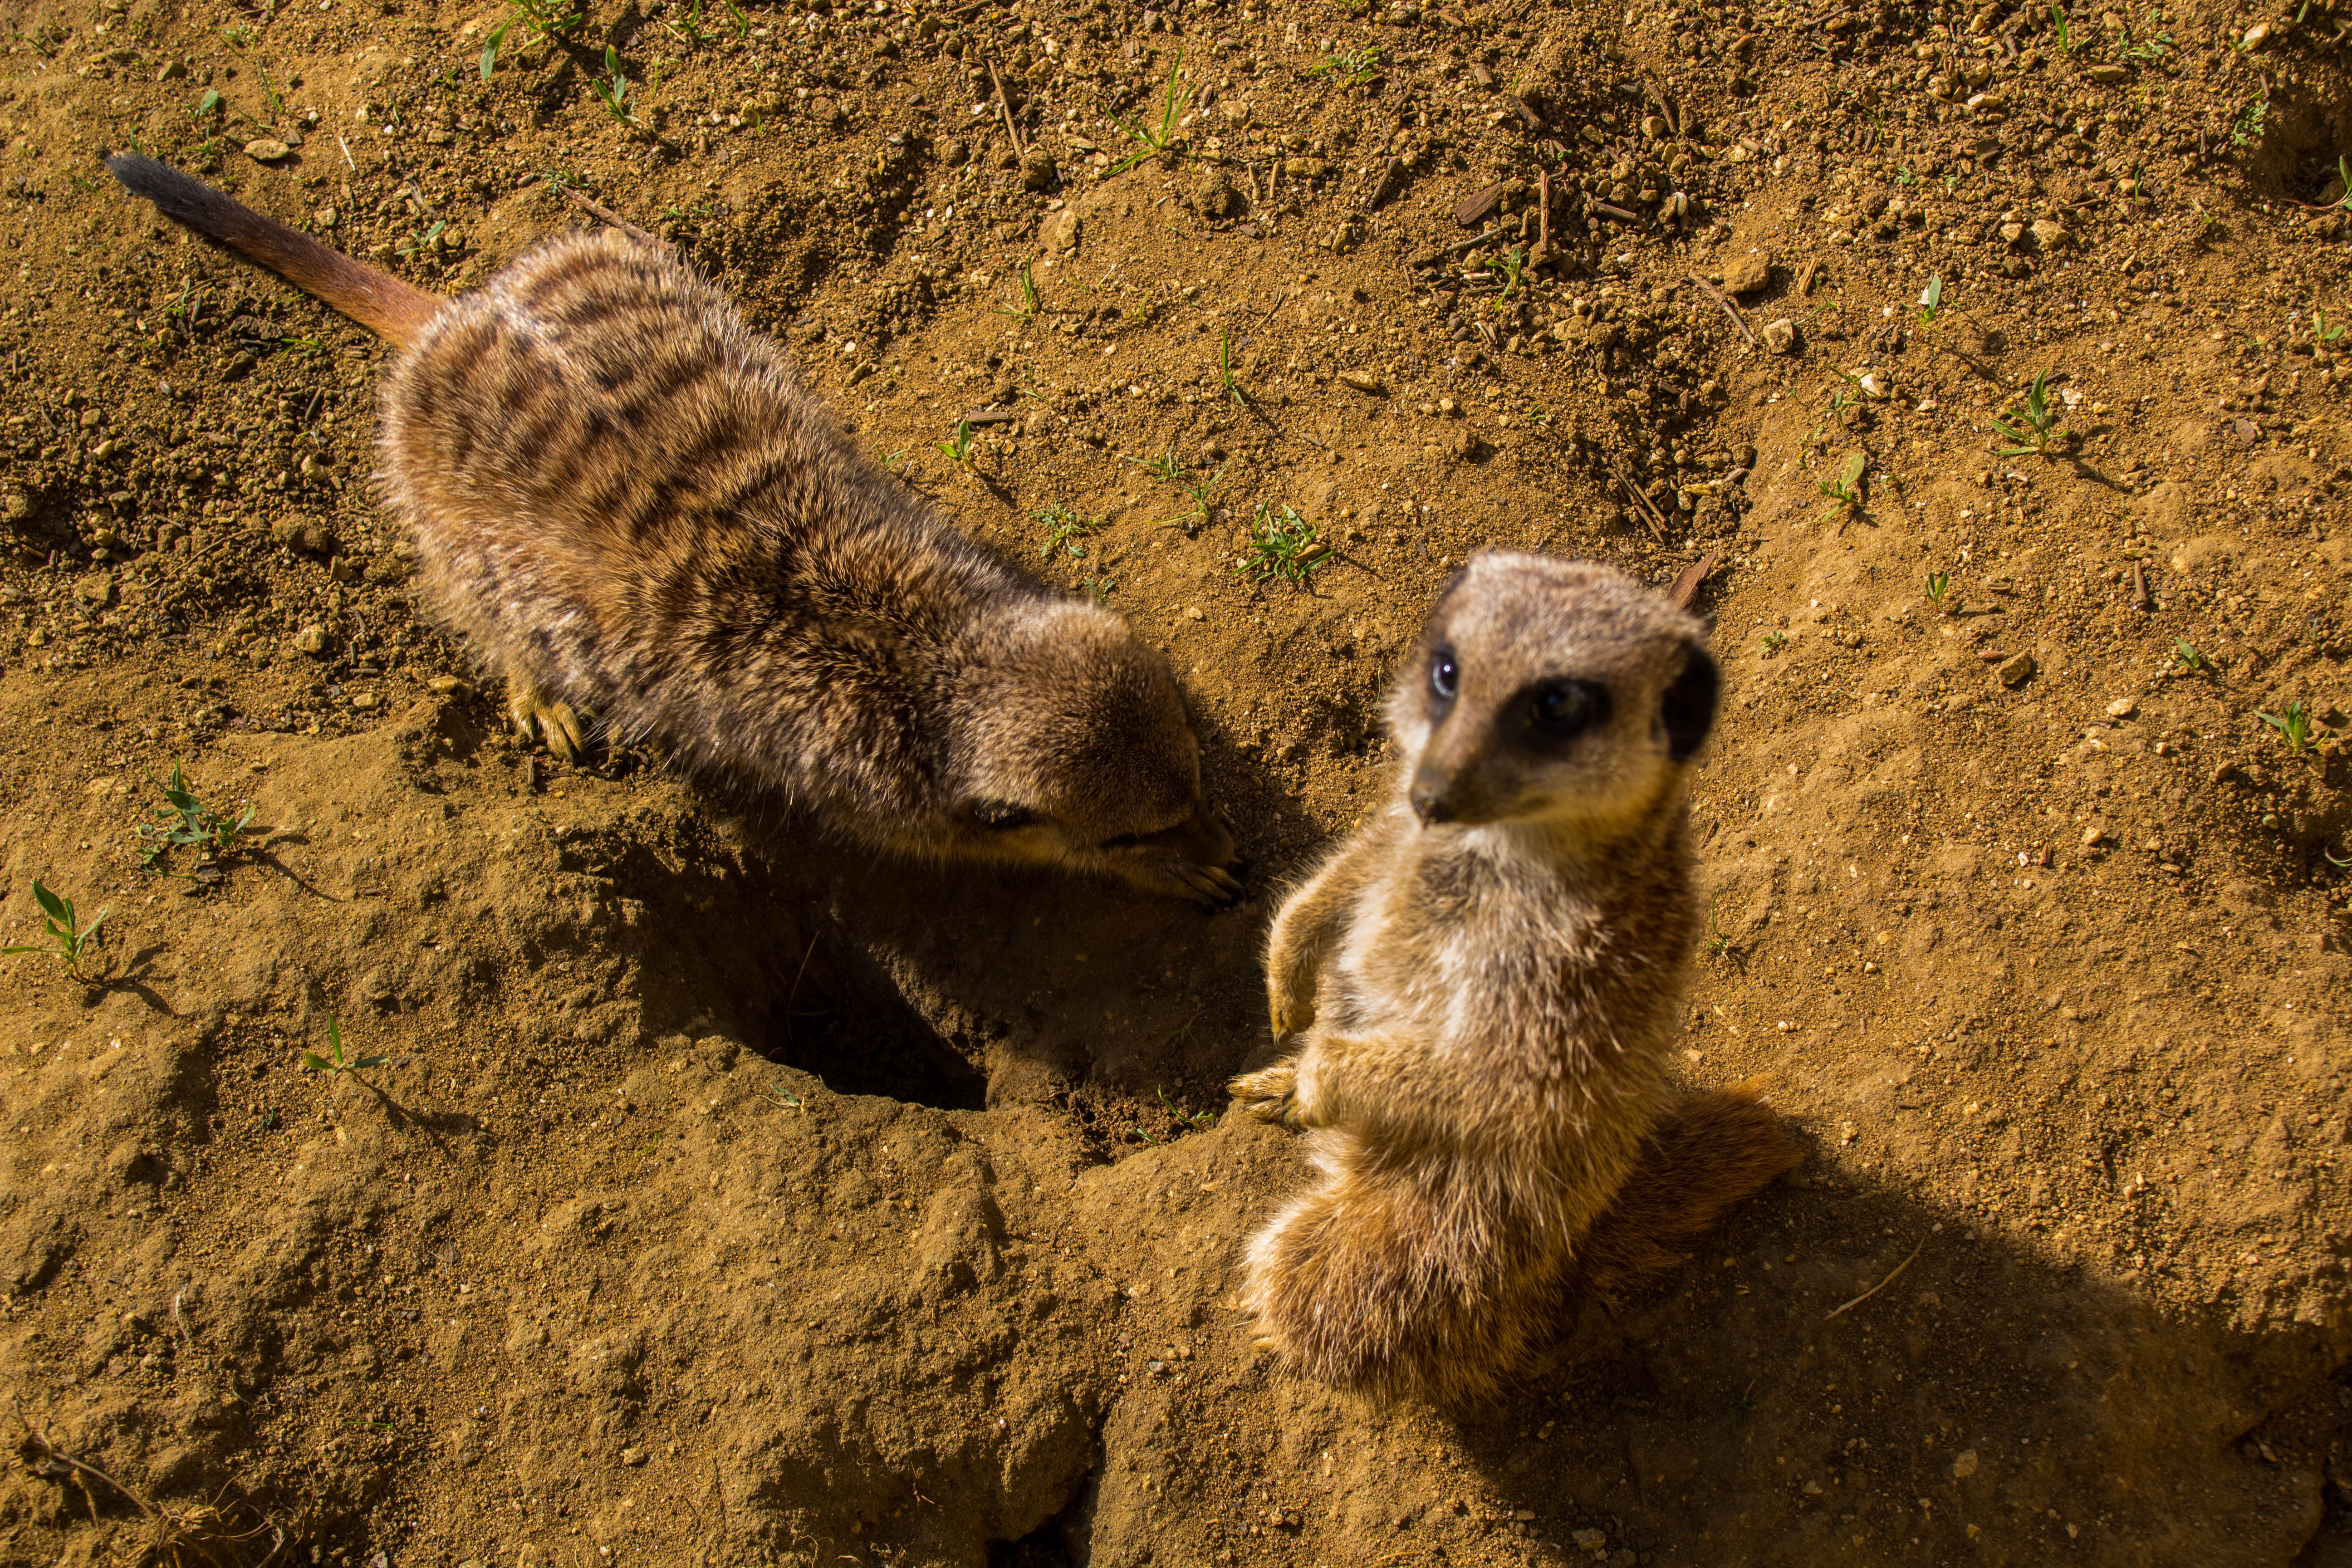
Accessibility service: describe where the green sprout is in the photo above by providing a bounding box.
[2049,2,2077,51]
[3,881,109,983]
[1233,504,1329,588]
[1916,273,1945,327]
[1815,450,1866,520]
[1133,444,1184,485]
[1035,501,1100,559]
[1081,573,1119,605]
[2258,699,2315,756]
[1760,629,1789,655]
[2119,7,2172,56]
[2327,158,2352,214]
[1498,244,1527,303]
[1925,571,1950,607]
[299,1016,389,1078]
[995,261,1041,323]
[135,763,256,871]
[1110,49,1191,176]
[195,88,223,118]
[2172,638,2206,671]
[2228,96,2267,147]
[588,45,642,129]
[935,417,975,466]
[1703,893,1730,956]
[1170,463,1225,534]
[2314,307,2346,343]
[1988,369,2069,457]
[723,0,749,38]
[1157,1085,1215,1129]
[480,0,585,79]
[1307,45,1386,88]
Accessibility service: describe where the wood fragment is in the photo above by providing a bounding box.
[961,407,1021,426]
[1453,181,1507,227]
[1667,551,1721,611]
[1797,259,1823,295]
[1534,167,1553,259]
[1688,273,1754,345]
[1592,200,1641,224]
[564,188,664,248]
[2131,561,2151,611]
[1509,94,1548,129]
[1605,456,1668,541]
[1824,1241,1924,1322]
[1411,225,1506,267]
[1369,156,1407,210]
[1642,73,1681,136]
[985,56,1026,160]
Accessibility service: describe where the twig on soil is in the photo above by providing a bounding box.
[335,133,353,171]
[1641,72,1681,135]
[1592,200,1641,224]
[1823,1240,1924,1321]
[1605,456,1669,540]
[1688,273,1754,345]
[2131,561,2151,612]
[564,187,663,248]
[985,56,1025,160]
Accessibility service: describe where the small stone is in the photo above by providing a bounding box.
[1019,148,1059,192]
[157,60,186,80]
[2030,218,2071,250]
[1723,248,1773,295]
[2239,19,2271,46]
[1185,605,1205,621]
[1760,317,1798,354]
[1337,371,1385,394]
[1192,167,1243,218]
[293,624,330,656]
[2080,822,2108,847]
[426,675,470,696]
[619,1446,647,1466]
[74,573,116,608]
[1999,220,2027,245]
[242,137,293,163]
[1951,1450,1981,1480]
[1038,206,1082,256]
[2104,696,2137,718]
[1639,113,1667,138]
[1282,156,1330,180]
[808,96,843,128]
[1802,1480,1825,1496]
[1572,1528,1607,1549]
[1997,651,2036,686]
[2086,63,2128,83]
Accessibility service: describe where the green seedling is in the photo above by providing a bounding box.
[480,0,586,78]
[220,24,253,48]
[1989,369,2068,457]
[671,0,707,47]
[2326,158,2352,214]
[1943,170,1960,196]
[2172,638,2206,671]
[1895,164,1916,186]
[1035,501,1099,559]
[1157,1085,1215,1129]
[723,0,750,38]
[1916,273,1945,327]
[2258,699,2315,756]
[935,417,975,466]
[1234,504,1329,588]
[1133,444,1184,485]
[1111,49,1191,176]
[2229,95,2267,147]
[258,64,284,122]
[1498,244,1527,303]
[135,763,256,871]
[995,261,1040,323]
[1081,573,1119,605]
[1925,570,1950,607]
[299,1016,388,1078]
[588,45,642,129]
[2048,2,2077,51]
[1703,893,1730,956]
[1307,45,1385,87]
[1218,328,1247,405]
[3,881,108,982]
[1760,629,1789,655]
[760,1086,806,1112]
[1815,451,1867,520]
[2314,308,2346,344]
[1169,463,1225,534]
[194,88,223,118]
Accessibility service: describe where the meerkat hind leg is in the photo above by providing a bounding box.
[505,672,591,764]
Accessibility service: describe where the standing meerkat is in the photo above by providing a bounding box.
[1229,551,1798,1404]
[103,154,1240,904]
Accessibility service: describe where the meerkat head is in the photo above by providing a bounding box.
[949,602,1240,904]
[1387,551,1717,836]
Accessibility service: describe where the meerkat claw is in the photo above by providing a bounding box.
[509,686,591,764]
[1164,858,1245,907]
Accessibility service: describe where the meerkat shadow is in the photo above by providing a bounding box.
[733,822,1273,1116]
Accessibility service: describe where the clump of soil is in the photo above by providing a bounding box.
[2,0,2351,1561]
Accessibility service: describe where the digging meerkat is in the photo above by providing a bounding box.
[1230,550,1799,1404]
[103,153,1240,904]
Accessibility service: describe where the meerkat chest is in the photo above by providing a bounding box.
[1325,851,1590,1036]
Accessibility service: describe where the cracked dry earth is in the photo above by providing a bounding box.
[2,0,2352,1559]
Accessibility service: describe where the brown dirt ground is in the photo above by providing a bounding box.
[3,0,2352,1560]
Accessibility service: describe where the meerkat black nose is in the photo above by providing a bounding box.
[1409,784,1456,824]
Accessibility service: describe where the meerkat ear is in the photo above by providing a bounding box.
[1661,646,1719,762]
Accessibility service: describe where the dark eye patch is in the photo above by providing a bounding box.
[1518,678,1610,742]
[972,801,1036,830]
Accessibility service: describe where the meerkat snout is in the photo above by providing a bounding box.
[1394,554,1719,830]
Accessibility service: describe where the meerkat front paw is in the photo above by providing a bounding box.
[507,681,591,764]
[1229,1061,1304,1128]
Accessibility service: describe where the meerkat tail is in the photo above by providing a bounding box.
[103,152,445,347]
[1241,1140,1547,1408]
[1565,1089,1803,1301]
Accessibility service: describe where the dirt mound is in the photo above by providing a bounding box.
[3,0,2351,1559]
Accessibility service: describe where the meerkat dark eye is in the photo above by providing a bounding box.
[1530,678,1608,737]
[1430,647,1460,701]
[972,800,1035,830]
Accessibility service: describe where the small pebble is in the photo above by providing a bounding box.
[243,138,293,163]
[2104,696,2136,718]
[1760,317,1798,355]
[1997,651,2036,686]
